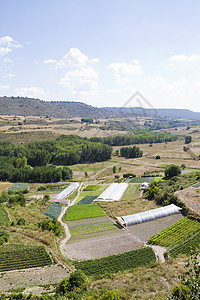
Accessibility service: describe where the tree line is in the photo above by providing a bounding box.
[90,132,178,146]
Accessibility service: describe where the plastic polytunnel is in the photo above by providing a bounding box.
[118,204,182,226]
[53,182,79,200]
[97,182,128,201]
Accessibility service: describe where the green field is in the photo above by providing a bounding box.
[83,185,102,191]
[0,244,52,272]
[44,204,62,219]
[69,218,116,236]
[75,190,103,204]
[128,177,157,183]
[76,196,97,205]
[65,204,105,221]
[121,184,140,201]
[75,247,156,275]
[148,218,200,257]
[8,183,29,191]
[0,206,10,226]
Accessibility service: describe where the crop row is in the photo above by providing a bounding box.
[76,196,97,205]
[0,245,52,272]
[44,204,62,219]
[75,247,156,275]
[168,231,200,258]
[65,204,105,221]
[147,218,200,247]
[0,206,10,226]
[69,219,115,236]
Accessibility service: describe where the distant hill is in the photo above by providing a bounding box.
[103,107,200,120]
[0,97,112,118]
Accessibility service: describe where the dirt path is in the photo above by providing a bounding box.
[151,245,166,263]
[58,182,83,258]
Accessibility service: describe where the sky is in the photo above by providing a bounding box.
[1,0,200,111]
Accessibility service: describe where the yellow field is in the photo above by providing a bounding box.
[0,182,12,193]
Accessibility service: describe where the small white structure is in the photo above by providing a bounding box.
[140,182,149,190]
[97,182,128,202]
[117,204,182,227]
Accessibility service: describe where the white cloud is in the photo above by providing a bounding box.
[169,54,200,62]
[0,85,10,91]
[0,36,22,56]
[3,74,15,79]
[43,59,57,64]
[14,87,45,99]
[56,48,89,68]
[3,58,12,63]
[91,58,100,63]
[106,88,121,94]
[146,76,187,94]
[107,60,143,75]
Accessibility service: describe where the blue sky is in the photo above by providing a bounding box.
[1,0,200,111]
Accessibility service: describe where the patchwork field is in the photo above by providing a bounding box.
[126,214,183,242]
[65,231,143,260]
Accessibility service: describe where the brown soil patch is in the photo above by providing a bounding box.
[175,186,200,217]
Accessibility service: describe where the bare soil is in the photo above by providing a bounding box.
[0,264,69,293]
[64,231,143,260]
[175,186,200,217]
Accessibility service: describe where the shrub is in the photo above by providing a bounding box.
[164,165,181,179]
[155,155,160,159]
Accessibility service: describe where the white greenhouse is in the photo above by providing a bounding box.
[117,204,182,226]
[97,182,128,201]
[53,182,79,200]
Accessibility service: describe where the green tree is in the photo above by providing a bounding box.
[112,165,116,173]
[165,165,181,179]
[185,136,192,144]
[85,171,88,178]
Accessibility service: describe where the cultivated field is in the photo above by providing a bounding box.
[0,182,12,193]
[175,186,200,217]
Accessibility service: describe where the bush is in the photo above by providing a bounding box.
[123,173,136,178]
[165,165,181,179]
[155,155,160,159]
[56,270,88,295]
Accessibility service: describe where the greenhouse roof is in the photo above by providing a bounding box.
[118,204,182,226]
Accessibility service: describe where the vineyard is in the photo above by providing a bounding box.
[75,247,156,275]
[0,206,10,226]
[8,183,29,191]
[0,244,53,272]
[65,204,105,221]
[44,204,62,219]
[148,217,200,257]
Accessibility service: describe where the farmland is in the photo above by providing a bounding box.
[8,183,29,191]
[0,244,52,272]
[148,217,200,257]
[0,182,12,193]
[0,206,10,226]
[75,247,156,275]
[44,204,62,219]
[65,204,105,221]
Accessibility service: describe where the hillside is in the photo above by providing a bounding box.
[0,97,113,118]
[103,107,200,120]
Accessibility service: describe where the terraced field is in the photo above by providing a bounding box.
[0,244,53,272]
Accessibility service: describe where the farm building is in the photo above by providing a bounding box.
[117,204,182,226]
[96,183,128,201]
[50,182,79,204]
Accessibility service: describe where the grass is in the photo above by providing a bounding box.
[75,247,156,275]
[128,177,156,183]
[70,161,112,172]
[121,184,140,201]
[68,218,116,236]
[9,205,48,225]
[83,185,102,191]
[67,189,78,200]
[184,168,200,172]
[65,204,105,221]
[0,205,10,226]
